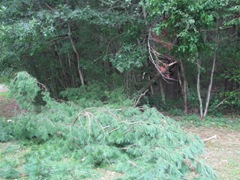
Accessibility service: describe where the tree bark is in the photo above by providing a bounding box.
[179,60,189,114]
[68,24,85,86]
[203,29,219,117]
[159,78,166,104]
[197,57,204,117]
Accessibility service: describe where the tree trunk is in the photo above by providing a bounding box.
[159,78,166,104]
[148,75,154,95]
[197,57,204,117]
[203,29,219,117]
[68,24,85,86]
[179,60,189,114]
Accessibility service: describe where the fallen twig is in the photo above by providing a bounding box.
[133,89,148,107]
[203,135,217,142]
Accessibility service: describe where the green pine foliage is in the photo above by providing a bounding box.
[0,72,217,179]
[9,71,41,111]
[2,105,217,179]
[0,118,14,142]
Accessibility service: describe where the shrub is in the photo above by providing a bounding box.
[169,108,184,116]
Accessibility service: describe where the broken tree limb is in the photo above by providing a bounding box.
[147,27,178,82]
[133,89,149,107]
[138,73,161,95]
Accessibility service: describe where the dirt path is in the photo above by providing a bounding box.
[0,85,19,117]
[186,127,240,180]
[0,84,8,92]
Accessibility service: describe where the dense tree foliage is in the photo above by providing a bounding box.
[142,0,240,115]
[0,0,145,96]
[0,0,239,115]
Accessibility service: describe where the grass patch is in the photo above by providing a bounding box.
[0,91,9,97]
[226,159,240,178]
[177,114,240,130]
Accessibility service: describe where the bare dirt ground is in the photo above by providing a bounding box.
[0,98,19,117]
[0,84,19,117]
[186,127,240,180]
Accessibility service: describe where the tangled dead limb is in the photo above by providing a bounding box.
[147,23,179,82]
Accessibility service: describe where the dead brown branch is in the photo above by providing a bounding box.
[147,27,178,82]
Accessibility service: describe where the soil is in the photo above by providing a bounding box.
[0,97,19,117]
[185,127,240,180]
[0,85,19,117]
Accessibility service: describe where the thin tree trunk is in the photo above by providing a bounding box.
[148,75,154,95]
[68,24,85,86]
[179,60,189,114]
[203,30,219,117]
[67,52,76,87]
[159,78,166,104]
[53,44,70,88]
[197,57,204,117]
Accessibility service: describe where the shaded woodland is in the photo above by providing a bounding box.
[0,0,239,117]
